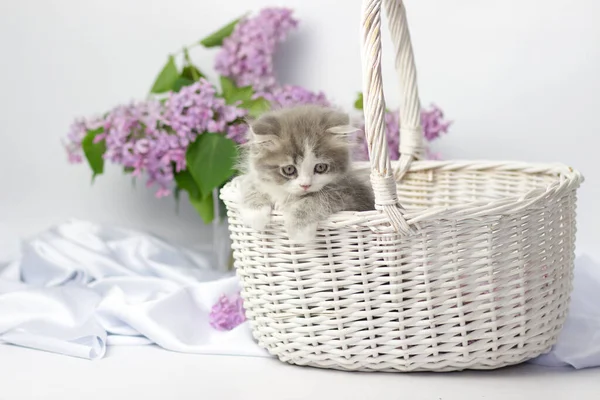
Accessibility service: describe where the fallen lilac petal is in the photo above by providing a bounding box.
[209,292,247,331]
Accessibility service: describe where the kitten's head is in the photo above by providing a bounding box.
[245,105,356,196]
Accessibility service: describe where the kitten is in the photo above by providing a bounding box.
[238,105,375,243]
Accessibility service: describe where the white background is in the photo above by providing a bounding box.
[0,0,598,257]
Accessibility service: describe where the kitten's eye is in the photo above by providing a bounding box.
[281,165,297,176]
[314,163,329,174]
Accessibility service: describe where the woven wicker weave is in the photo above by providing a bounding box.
[220,0,583,372]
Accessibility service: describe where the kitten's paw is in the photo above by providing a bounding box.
[241,205,272,231]
[286,222,318,244]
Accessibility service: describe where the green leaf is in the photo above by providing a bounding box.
[229,86,254,104]
[219,76,269,116]
[172,77,195,92]
[354,92,363,110]
[189,194,215,223]
[124,166,135,174]
[181,65,205,81]
[150,56,179,94]
[219,76,235,101]
[186,133,238,198]
[174,170,215,223]
[241,97,270,118]
[174,170,201,199]
[219,76,254,104]
[199,14,246,48]
[81,128,106,180]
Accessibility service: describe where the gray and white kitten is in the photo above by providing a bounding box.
[238,105,375,243]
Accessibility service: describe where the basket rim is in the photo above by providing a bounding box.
[221,159,583,229]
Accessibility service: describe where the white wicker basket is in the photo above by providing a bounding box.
[220,0,583,372]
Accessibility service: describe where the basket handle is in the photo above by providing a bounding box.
[361,0,423,234]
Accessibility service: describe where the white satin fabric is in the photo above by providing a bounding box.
[1,220,599,368]
[530,254,600,369]
[0,220,268,360]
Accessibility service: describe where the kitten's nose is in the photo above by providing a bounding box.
[300,184,311,191]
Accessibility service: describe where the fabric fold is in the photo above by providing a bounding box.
[0,219,268,360]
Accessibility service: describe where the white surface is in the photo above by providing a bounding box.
[0,345,599,400]
[0,0,599,256]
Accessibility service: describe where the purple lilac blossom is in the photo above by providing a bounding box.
[258,85,330,109]
[209,292,246,331]
[215,8,298,91]
[65,116,105,163]
[421,105,452,141]
[67,79,247,198]
[355,105,451,161]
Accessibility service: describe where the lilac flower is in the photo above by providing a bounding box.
[209,292,246,331]
[421,105,452,141]
[65,121,86,164]
[64,143,83,164]
[66,120,89,149]
[355,105,451,161]
[65,116,105,163]
[66,79,247,198]
[215,8,298,91]
[226,123,249,144]
[164,79,246,141]
[259,85,330,109]
[384,110,401,161]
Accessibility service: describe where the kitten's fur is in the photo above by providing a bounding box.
[238,105,375,243]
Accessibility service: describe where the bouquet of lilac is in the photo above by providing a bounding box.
[65,7,450,223]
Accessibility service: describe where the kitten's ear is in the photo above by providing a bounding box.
[322,109,357,143]
[250,114,281,136]
[246,115,279,147]
[326,125,359,148]
[322,109,350,129]
[248,129,278,146]
[325,109,359,148]
[249,114,280,136]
